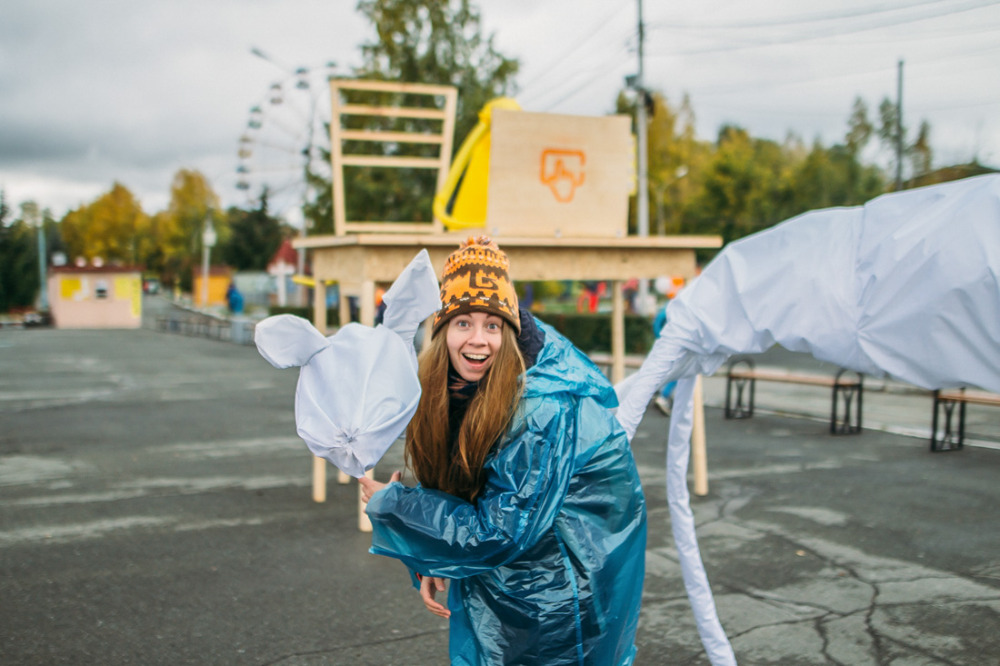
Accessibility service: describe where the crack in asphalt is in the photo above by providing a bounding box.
[666,485,1000,664]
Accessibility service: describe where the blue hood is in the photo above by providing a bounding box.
[524,319,619,409]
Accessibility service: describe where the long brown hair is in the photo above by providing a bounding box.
[405,322,525,502]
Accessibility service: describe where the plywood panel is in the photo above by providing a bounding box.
[485,110,632,239]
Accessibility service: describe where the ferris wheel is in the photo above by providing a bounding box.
[236,56,337,231]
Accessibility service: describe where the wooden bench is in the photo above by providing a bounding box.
[931,388,1000,452]
[725,359,864,435]
[587,352,645,377]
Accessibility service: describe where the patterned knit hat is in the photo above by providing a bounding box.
[433,236,520,335]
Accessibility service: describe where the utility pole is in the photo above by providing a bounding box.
[895,59,904,191]
[201,218,216,308]
[23,201,48,311]
[635,0,652,314]
[636,0,648,239]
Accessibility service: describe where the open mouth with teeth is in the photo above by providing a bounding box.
[463,353,490,364]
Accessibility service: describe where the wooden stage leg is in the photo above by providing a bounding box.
[311,280,328,503]
[611,281,625,385]
[691,375,708,497]
[312,457,327,503]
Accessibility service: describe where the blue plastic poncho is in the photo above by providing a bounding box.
[366,321,647,665]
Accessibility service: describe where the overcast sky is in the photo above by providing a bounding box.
[2,0,998,223]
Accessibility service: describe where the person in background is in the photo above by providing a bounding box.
[359,236,647,665]
[577,280,599,313]
[225,282,244,315]
[653,302,676,415]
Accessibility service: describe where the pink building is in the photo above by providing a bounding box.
[47,266,143,329]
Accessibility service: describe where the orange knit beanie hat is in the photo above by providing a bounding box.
[433,236,520,335]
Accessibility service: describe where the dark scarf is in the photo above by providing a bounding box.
[448,366,479,429]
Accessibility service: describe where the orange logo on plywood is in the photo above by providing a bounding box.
[540,149,586,202]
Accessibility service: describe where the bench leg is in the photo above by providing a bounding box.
[725,376,754,419]
[830,383,863,435]
[931,393,965,452]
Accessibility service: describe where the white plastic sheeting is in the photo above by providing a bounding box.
[254,250,441,477]
[615,175,1000,664]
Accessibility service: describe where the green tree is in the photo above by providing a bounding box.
[788,141,884,213]
[684,126,795,245]
[154,169,227,291]
[878,97,905,188]
[643,92,705,235]
[845,97,873,157]
[356,0,519,142]
[335,0,520,226]
[616,90,710,236]
[0,195,41,311]
[908,120,933,181]
[839,97,886,200]
[303,162,334,234]
[222,190,285,271]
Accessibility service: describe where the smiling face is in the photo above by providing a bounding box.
[446,312,504,382]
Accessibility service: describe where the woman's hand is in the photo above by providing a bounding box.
[358,470,402,503]
[419,575,451,619]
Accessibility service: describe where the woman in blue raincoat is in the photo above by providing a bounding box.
[360,237,647,665]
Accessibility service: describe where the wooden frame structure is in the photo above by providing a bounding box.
[294,232,723,528]
[329,79,457,235]
[306,79,723,530]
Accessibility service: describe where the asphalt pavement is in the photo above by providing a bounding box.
[2,314,998,665]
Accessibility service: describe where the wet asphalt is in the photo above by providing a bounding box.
[1,308,998,665]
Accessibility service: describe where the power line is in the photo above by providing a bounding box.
[646,0,1000,56]
[654,33,1000,101]
[517,6,629,97]
[518,35,635,110]
[647,0,980,31]
[527,44,633,112]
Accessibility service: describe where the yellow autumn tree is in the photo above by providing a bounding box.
[154,169,228,290]
[58,182,148,265]
[646,92,711,235]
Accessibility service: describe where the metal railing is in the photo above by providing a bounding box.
[153,314,256,345]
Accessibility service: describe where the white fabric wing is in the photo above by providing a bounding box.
[293,323,421,476]
[381,249,441,352]
[254,313,328,369]
[615,174,1000,666]
[253,250,442,478]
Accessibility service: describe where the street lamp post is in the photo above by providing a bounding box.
[655,166,689,236]
[201,218,217,307]
[23,202,48,311]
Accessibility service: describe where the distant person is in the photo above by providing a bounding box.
[623,278,639,313]
[577,280,600,313]
[520,281,534,312]
[653,303,676,415]
[226,282,244,315]
[374,287,387,325]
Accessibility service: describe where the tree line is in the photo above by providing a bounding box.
[2,0,994,314]
[0,170,288,313]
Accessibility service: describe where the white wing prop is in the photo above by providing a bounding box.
[615,174,1000,665]
[255,250,441,477]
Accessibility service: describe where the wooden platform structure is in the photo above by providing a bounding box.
[294,231,721,524]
